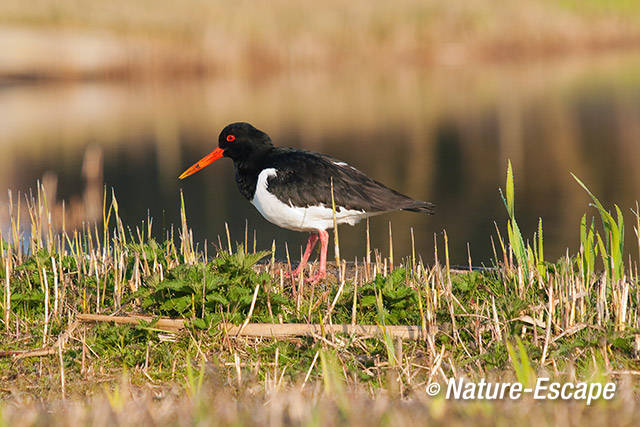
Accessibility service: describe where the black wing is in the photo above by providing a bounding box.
[264,148,434,214]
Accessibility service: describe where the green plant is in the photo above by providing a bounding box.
[506,337,535,388]
[134,245,286,324]
[333,268,420,325]
[500,160,529,280]
[374,285,397,367]
[572,173,624,283]
[578,214,598,285]
[185,357,206,399]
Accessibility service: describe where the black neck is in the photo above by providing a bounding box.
[232,146,273,200]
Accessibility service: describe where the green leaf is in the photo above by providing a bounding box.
[205,292,229,306]
[573,173,625,281]
[154,280,194,293]
[506,160,515,218]
[160,295,192,314]
[537,218,544,265]
[190,318,208,329]
[360,295,377,307]
[11,291,44,304]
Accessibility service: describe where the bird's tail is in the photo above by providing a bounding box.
[402,200,436,214]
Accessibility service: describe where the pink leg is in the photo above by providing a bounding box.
[285,233,318,278]
[307,229,329,283]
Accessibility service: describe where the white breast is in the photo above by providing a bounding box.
[250,168,370,231]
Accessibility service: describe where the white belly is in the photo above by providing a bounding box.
[250,168,369,231]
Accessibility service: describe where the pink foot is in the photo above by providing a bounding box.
[306,229,329,284]
[306,270,327,284]
[284,229,329,284]
[285,232,318,280]
[284,268,303,279]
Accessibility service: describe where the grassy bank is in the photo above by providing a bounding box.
[1,0,640,80]
[1,163,640,424]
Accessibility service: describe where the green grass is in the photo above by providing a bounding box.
[2,162,640,424]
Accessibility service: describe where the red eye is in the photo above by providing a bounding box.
[226,134,235,142]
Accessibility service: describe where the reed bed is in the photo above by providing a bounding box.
[1,0,640,80]
[1,163,640,424]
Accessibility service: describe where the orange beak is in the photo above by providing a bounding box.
[178,147,225,179]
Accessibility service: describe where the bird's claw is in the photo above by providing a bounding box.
[284,269,326,284]
[305,272,327,284]
[284,269,302,279]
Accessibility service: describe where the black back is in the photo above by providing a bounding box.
[260,148,434,213]
[219,122,434,214]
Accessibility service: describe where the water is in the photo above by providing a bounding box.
[1,55,640,265]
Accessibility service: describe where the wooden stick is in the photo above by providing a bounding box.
[3,320,79,360]
[76,314,425,339]
[77,313,184,331]
[226,323,425,339]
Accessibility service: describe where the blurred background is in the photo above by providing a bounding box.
[1,0,640,264]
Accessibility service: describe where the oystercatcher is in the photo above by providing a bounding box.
[179,122,434,282]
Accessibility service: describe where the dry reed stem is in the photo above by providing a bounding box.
[58,340,66,400]
[541,284,554,365]
[236,283,260,337]
[301,350,320,390]
[388,221,393,272]
[330,177,341,282]
[4,259,9,332]
[42,267,49,347]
